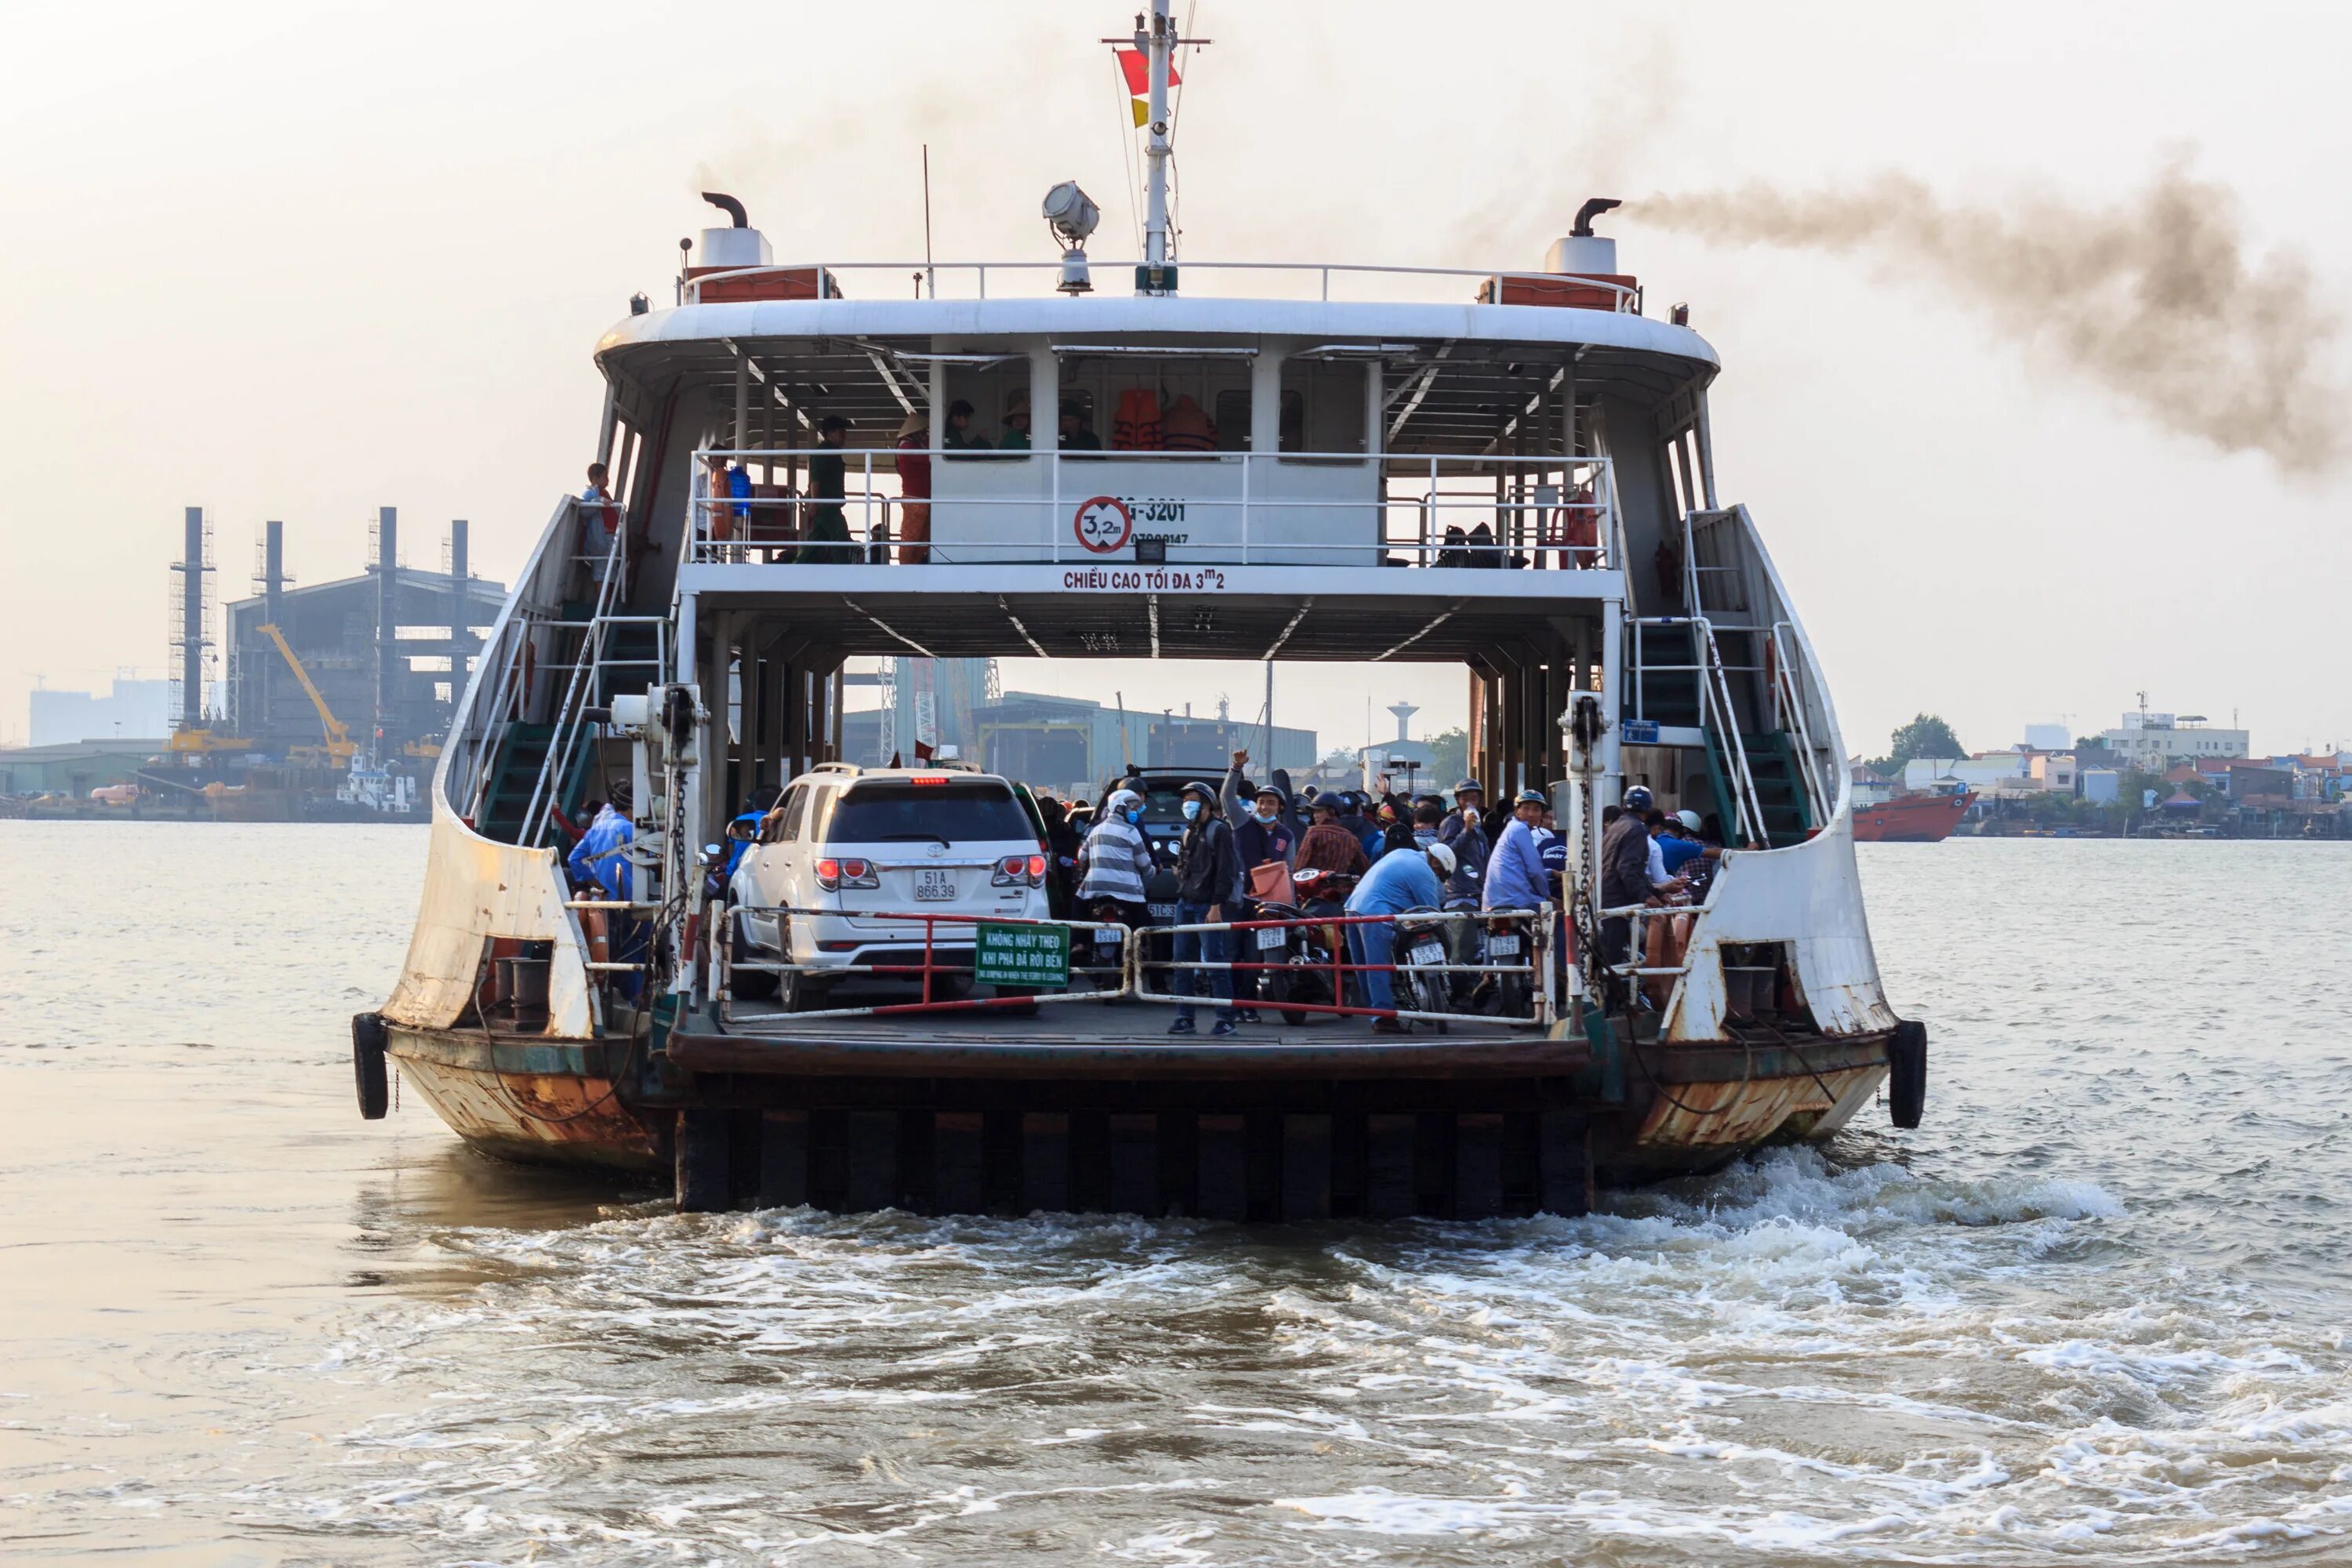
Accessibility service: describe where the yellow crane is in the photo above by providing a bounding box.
[256,622,357,765]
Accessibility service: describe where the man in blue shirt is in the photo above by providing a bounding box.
[1344,840,1455,1032]
[1658,809,1709,877]
[1483,789,1551,914]
[566,793,634,900]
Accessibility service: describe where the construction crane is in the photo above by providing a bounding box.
[256,622,356,764]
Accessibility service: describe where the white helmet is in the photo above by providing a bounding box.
[1425,841,1457,876]
[1675,809,1702,832]
[1107,788,1143,812]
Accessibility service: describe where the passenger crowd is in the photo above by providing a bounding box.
[1048,752,1722,1035]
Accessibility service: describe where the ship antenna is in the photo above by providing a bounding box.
[921,143,935,299]
[1140,1,1173,276]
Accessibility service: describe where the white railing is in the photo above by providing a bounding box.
[685,447,1617,571]
[684,259,1643,312]
[1769,621,1836,829]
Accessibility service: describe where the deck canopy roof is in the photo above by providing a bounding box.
[596,294,1719,456]
[682,564,1614,666]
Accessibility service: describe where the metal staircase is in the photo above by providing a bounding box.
[1621,512,1814,849]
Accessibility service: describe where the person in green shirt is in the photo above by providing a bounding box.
[797,416,857,564]
[998,401,1033,450]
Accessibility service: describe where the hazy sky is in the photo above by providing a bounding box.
[5,1,2349,758]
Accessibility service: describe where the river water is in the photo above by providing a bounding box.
[4,822,2350,1565]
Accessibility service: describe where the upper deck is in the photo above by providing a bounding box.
[581,255,1722,619]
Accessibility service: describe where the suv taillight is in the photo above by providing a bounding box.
[991,855,1025,887]
[1026,854,1047,886]
[816,857,879,891]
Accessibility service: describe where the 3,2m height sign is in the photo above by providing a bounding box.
[1073,496,1133,554]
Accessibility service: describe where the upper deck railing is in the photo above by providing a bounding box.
[681,260,1642,311]
[684,447,1624,573]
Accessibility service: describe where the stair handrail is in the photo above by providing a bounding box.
[521,518,629,847]
[463,616,525,822]
[1693,615,1772,848]
[1769,619,1835,826]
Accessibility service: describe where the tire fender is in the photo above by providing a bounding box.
[352,1011,390,1120]
[1887,1019,1927,1129]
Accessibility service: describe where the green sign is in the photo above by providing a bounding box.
[974,921,1070,988]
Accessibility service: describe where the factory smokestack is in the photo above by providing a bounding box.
[1633,160,2347,477]
[175,506,206,729]
[374,506,397,753]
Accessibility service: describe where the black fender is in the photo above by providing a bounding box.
[1887,1018,1927,1129]
[352,1011,390,1120]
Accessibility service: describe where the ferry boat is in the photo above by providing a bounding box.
[354,3,1926,1217]
[1850,789,1974,843]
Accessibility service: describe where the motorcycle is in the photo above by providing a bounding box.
[1394,906,1454,1033]
[1081,897,1138,1000]
[1282,868,1359,1022]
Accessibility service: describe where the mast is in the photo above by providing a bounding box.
[1138,0,1175,288]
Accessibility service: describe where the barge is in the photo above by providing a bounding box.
[356,2,1925,1216]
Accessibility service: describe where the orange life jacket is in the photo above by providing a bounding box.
[1111,388,1163,450]
[1160,394,1216,452]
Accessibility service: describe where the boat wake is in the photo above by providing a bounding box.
[140,1145,2351,1563]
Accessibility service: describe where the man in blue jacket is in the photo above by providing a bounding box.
[1344,840,1456,1033]
[1483,789,1551,915]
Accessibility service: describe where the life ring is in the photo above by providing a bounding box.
[579,906,610,971]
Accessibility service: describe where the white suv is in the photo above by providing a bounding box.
[728,764,1051,1010]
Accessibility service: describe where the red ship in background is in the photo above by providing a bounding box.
[1851,789,1975,842]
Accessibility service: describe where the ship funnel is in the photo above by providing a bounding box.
[1547,197,1623,278]
[695,191,771,272]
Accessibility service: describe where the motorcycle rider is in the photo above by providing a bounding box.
[1343,839,1457,1034]
[1076,788,1155,986]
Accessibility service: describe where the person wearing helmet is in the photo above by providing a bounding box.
[1332,789,1379,859]
[1481,787,1552,916]
[1076,787,1155,920]
[1658,808,1711,880]
[1169,779,1242,1036]
[1297,792,1370,879]
[1439,778,1485,846]
[1343,836,1457,1032]
[1599,786,1665,1004]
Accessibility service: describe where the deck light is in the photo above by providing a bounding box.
[1044,180,1099,294]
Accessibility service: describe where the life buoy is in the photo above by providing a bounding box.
[579,907,610,971]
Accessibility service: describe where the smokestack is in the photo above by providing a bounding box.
[448,518,468,590]
[180,506,204,728]
[263,520,285,625]
[375,505,397,750]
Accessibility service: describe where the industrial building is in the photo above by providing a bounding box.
[840,681,1316,796]
[171,507,506,758]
